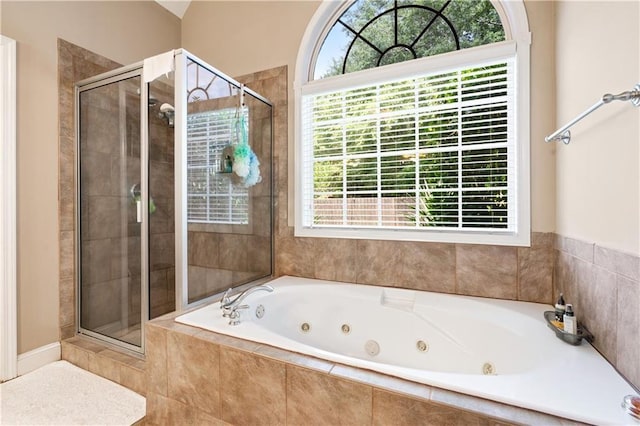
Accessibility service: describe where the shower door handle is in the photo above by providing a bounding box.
[131,183,143,223]
[136,199,142,223]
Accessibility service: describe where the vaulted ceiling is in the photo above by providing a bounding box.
[154,0,191,19]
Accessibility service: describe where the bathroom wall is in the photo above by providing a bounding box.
[555,1,639,256]
[1,1,180,354]
[183,1,557,304]
[554,1,640,389]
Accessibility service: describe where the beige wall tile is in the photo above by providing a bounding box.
[166,330,221,417]
[594,245,640,281]
[253,345,334,373]
[188,232,220,268]
[616,275,640,388]
[555,238,640,390]
[312,238,359,283]
[456,245,517,299]
[220,348,286,425]
[59,278,75,327]
[554,251,576,304]
[88,350,121,383]
[61,341,90,370]
[275,235,316,278]
[430,387,565,425]
[219,234,248,271]
[145,392,195,426]
[287,365,372,426]
[145,324,168,397]
[60,325,76,340]
[518,246,553,304]
[59,231,74,281]
[120,363,147,396]
[373,389,495,426]
[396,242,456,294]
[531,232,554,248]
[583,266,618,363]
[355,240,404,287]
[329,364,431,401]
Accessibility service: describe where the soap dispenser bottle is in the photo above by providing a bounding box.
[563,304,577,334]
[555,293,566,322]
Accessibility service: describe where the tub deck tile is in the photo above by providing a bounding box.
[194,329,263,353]
[430,387,584,426]
[373,389,510,426]
[220,347,286,425]
[253,344,334,374]
[329,364,432,402]
[166,329,221,417]
[286,364,372,426]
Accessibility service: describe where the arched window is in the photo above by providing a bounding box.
[295,0,531,246]
[314,0,505,79]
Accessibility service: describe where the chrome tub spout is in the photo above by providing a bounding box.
[220,284,273,325]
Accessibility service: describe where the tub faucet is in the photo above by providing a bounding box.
[220,284,273,324]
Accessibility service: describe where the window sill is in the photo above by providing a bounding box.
[294,225,530,247]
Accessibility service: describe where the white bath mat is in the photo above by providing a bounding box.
[0,360,145,425]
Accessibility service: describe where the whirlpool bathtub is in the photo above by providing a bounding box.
[175,276,637,424]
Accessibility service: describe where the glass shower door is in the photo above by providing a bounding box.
[78,73,143,348]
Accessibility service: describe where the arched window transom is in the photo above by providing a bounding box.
[314,0,505,79]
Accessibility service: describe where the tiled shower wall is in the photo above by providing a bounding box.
[58,39,176,339]
[58,39,122,340]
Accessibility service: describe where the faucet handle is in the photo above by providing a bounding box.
[228,305,250,326]
[220,287,234,308]
[223,303,249,318]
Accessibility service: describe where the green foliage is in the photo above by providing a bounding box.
[321,0,505,78]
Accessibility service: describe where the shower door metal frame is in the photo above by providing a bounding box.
[173,49,275,313]
[74,49,276,353]
[75,64,149,354]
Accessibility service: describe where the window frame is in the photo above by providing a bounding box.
[294,0,531,246]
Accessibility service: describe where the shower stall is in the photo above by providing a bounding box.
[75,50,273,353]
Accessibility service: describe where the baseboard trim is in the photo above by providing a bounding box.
[17,342,61,376]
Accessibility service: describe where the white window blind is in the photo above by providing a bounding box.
[300,57,515,233]
[187,109,248,224]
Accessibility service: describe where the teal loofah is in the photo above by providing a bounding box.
[233,144,250,177]
[244,150,262,187]
[231,104,261,187]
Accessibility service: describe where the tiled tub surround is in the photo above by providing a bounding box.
[146,315,583,426]
[175,276,635,425]
[554,235,640,391]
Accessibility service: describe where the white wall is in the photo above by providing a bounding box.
[555,1,640,256]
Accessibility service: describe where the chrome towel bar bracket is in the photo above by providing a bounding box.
[546,83,640,144]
